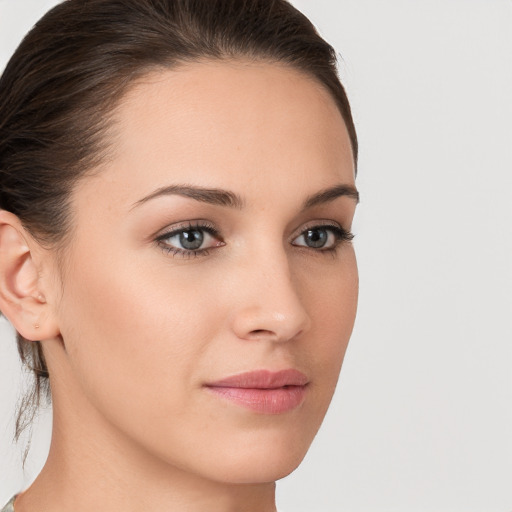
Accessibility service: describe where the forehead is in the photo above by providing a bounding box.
[79,60,355,210]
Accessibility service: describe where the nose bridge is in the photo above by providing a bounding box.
[230,243,311,342]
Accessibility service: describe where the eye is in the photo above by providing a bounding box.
[156,222,224,257]
[292,224,354,251]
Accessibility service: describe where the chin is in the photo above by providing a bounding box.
[199,424,317,485]
[211,451,308,485]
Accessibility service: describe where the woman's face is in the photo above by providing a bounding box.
[46,61,358,484]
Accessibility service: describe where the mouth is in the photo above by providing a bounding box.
[204,369,309,414]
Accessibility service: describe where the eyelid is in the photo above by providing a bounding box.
[154,220,218,240]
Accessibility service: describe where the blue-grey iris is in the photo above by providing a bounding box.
[305,228,328,248]
[180,230,204,250]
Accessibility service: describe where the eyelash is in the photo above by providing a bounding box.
[155,221,354,259]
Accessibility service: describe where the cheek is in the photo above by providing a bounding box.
[302,245,358,340]
[299,247,358,397]
[56,247,224,426]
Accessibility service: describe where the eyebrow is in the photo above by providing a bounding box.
[302,184,360,208]
[131,183,359,211]
[131,184,245,210]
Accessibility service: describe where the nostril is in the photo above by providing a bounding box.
[246,328,304,342]
[249,329,273,337]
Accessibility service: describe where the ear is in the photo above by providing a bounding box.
[0,210,60,341]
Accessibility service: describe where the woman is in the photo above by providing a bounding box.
[0,0,359,510]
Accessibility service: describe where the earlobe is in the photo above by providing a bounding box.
[0,210,59,341]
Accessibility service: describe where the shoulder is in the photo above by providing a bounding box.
[0,496,16,512]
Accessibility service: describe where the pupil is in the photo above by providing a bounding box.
[180,230,204,250]
[306,228,327,248]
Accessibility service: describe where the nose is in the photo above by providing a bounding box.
[229,252,311,343]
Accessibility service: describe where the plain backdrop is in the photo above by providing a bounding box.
[0,1,511,511]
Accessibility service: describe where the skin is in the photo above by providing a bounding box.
[0,61,358,512]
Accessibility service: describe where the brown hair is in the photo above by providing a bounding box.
[0,0,358,441]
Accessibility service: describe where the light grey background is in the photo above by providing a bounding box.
[1,1,511,511]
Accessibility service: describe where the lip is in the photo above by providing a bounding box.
[204,369,309,414]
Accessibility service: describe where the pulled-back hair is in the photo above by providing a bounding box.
[0,0,357,441]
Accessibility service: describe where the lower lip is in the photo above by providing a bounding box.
[205,385,307,414]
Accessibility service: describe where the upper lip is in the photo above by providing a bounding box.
[205,369,309,389]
